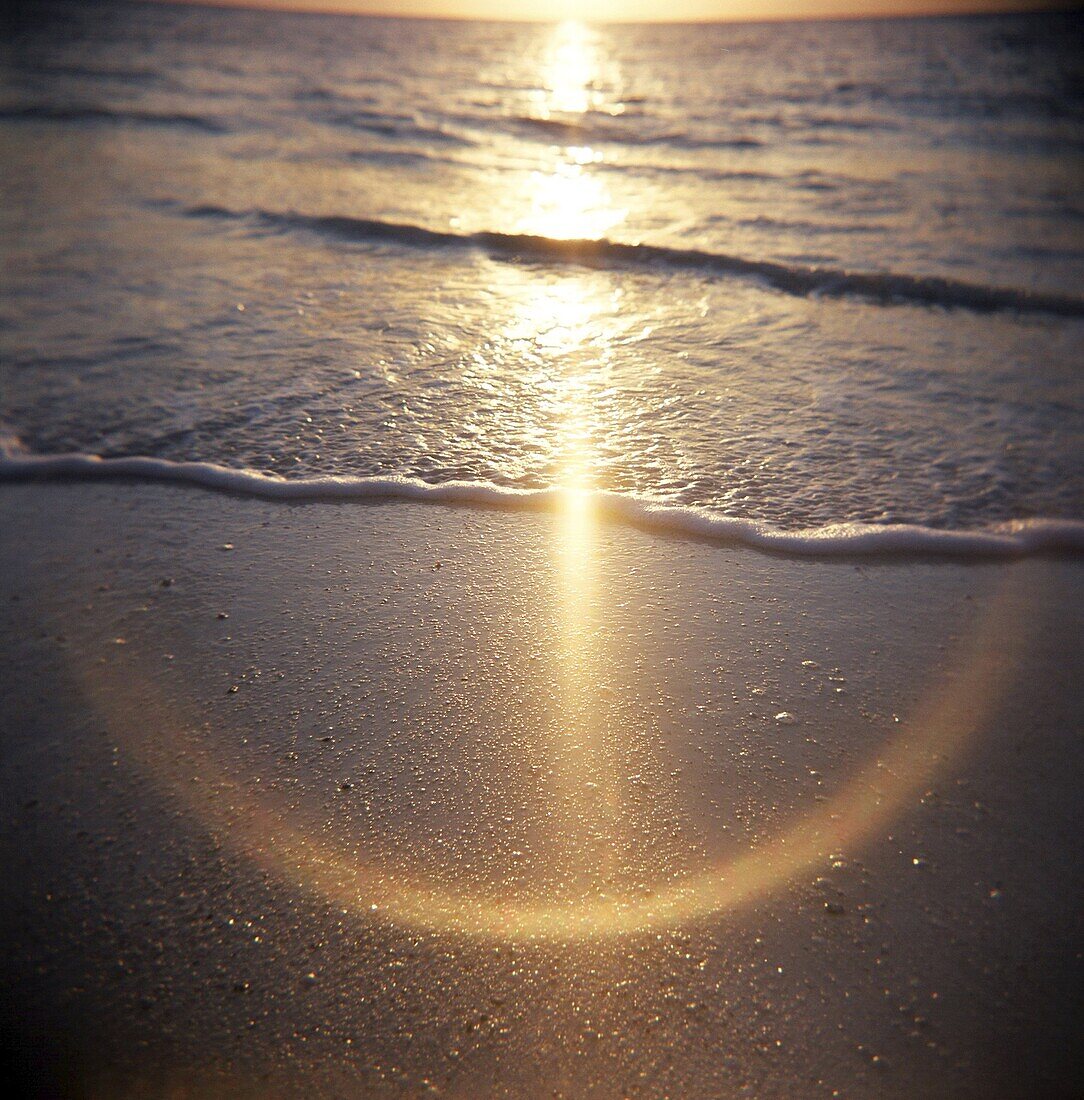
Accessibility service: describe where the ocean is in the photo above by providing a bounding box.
[1,0,1083,545]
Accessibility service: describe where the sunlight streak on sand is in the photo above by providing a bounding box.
[68,541,1032,942]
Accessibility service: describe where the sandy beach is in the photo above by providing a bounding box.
[1,481,1080,1097]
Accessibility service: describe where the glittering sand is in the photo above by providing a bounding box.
[1,482,1081,1098]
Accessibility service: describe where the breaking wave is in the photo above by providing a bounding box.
[182,204,1084,318]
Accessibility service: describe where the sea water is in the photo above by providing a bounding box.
[1,0,1082,545]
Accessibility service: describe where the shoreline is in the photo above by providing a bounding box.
[4,445,1084,559]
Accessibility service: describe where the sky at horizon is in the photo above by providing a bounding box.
[154,1,1079,24]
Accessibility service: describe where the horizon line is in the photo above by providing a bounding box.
[139,0,1082,27]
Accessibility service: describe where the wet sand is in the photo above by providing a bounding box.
[1,482,1081,1098]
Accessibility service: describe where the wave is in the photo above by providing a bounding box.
[182,204,1084,319]
[3,441,1082,560]
[509,114,764,149]
[0,104,228,133]
[322,109,474,147]
[600,163,784,184]
[344,148,461,169]
[18,63,165,86]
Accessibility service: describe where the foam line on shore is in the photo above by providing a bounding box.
[3,441,1083,559]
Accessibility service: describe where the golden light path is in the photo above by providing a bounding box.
[516,22,628,241]
[68,21,1027,944]
[539,20,596,116]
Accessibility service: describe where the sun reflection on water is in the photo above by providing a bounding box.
[536,20,597,118]
[503,271,600,352]
[496,266,622,495]
[515,21,627,240]
[519,160,625,241]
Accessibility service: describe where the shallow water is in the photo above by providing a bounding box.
[1,1,1083,531]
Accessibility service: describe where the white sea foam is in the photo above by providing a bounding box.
[3,438,1082,560]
